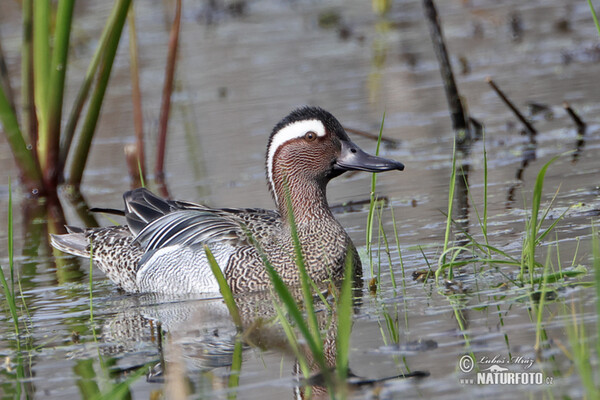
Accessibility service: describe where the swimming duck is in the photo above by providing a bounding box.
[50,107,404,294]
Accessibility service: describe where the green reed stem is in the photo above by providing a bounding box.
[437,140,457,281]
[588,0,600,37]
[283,181,323,357]
[366,112,385,275]
[378,203,396,289]
[482,135,490,254]
[262,254,327,373]
[520,155,560,283]
[60,0,120,162]
[227,335,244,400]
[21,0,37,147]
[205,246,243,330]
[44,0,75,188]
[0,82,41,188]
[534,246,552,352]
[390,206,409,328]
[592,222,600,360]
[336,253,354,383]
[32,0,50,148]
[68,0,131,187]
[272,299,311,377]
[0,179,19,338]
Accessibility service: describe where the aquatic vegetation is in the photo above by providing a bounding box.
[0,0,132,195]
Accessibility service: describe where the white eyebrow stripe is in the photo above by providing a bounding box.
[266,119,326,204]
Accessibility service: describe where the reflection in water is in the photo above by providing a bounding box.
[563,102,588,164]
[453,151,471,250]
[506,142,537,209]
[21,194,85,284]
[93,281,428,398]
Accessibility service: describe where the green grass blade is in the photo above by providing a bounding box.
[366,112,385,274]
[60,0,127,171]
[272,299,310,377]
[33,0,51,132]
[0,180,19,338]
[74,359,102,399]
[527,155,560,279]
[0,85,42,185]
[204,246,243,330]
[268,262,326,370]
[45,0,75,186]
[283,178,323,354]
[250,234,328,374]
[378,203,396,289]
[588,0,600,37]
[97,362,152,400]
[534,247,552,352]
[592,223,600,360]
[20,0,36,144]
[336,253,354,382]
[0,36,15,111]
[227,335,244,399]
[437,140,457,281]
[68,0,131,186]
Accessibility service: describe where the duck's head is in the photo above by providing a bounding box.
[266,106,404,213]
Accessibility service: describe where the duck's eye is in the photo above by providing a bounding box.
[304,131,317,142]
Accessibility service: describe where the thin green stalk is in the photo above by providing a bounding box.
[366,112,386,275]
[0,180,19,338]
[564,298,597,397]
[138,160,146,188]
[60,0,127,172]
[283,180,323,356]
[68,0,132,186]
[0,35,15,110]
[33,1,51,125]
[32,0,51,154]
[390,206,409,329]
[205,246,243,330]
[271,299,314,399]
[44,0,75,188]
[378,203,396,289]
[439,139,457,281]
[272,299,311,378]
[534,246,552,352]
[0,84,42,187]
[248,228,329,378]
[336,253,354,383]
[97,362,152,400]
[263,256,327,372]
[521,155,560,282]
[227,335,244,400]
[8,178,14,294]
[588,0,600,37]
[482,135,490,255]
[592,222,600,360]
[21,0,37,146]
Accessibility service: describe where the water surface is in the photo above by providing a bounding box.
[0,0,599,398]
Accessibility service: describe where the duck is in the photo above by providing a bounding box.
[50,106,404,294]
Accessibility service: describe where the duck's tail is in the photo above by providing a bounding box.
[50,226,91,258]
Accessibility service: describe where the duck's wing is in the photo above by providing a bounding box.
[123,188,281,251]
